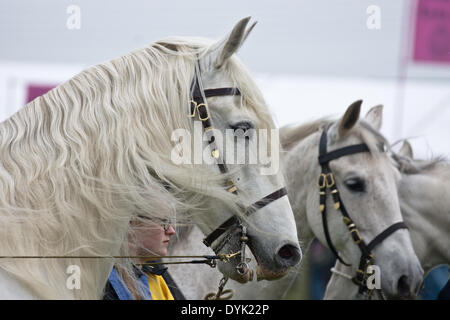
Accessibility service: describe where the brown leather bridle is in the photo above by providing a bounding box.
[318,126,408,297]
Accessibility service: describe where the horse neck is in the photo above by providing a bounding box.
[398,167,450,273]
[282,135,317,249]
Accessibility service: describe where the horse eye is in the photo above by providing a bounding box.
[230,121,254,139]
[344,177,366,193]
[230,121,254,131]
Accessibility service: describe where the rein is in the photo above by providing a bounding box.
[0,252,241,300]
[318,127,408,298]
[0,253,241,268]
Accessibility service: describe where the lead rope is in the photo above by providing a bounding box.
[204,276,234,300]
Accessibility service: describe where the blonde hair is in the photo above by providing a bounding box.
[0,36,275,299]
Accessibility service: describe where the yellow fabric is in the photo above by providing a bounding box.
[147,274,174,300]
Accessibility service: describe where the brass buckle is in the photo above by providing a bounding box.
[188,100,197,118]
[350,228,362,244]
[325,173,335,188]
[197,103,210,121]
[318,173,327,188]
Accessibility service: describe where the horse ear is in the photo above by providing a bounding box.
[241,20,257,45]
[330,100,362,140]
[399,140,414,159]
[202,17,255,70]
[364,105,383,131]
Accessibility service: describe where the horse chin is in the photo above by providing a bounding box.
[255,265,288,281]
[230,271,251,284]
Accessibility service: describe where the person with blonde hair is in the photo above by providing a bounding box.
[103,217,184,300]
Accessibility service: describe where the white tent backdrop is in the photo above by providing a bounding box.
[257,74,450,159]
[1,61,448,160]
[1,0,449,159]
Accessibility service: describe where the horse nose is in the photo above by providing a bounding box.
[397,275,411,298]
[276,243,302,268]
[397,270,423,299]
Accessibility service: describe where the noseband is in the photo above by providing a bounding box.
[189,61,287,274]
[318,127,408,296]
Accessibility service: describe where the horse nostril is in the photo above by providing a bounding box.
[279,246,293,259]
[277,244,302,266]
[397,275,411,298]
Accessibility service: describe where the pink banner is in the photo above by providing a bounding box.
[413,0,450,64]
[26,84,56,103]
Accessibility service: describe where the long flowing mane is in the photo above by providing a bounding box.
[280,118,332,151]
[0,37,275,299]
[391,151,448,175]
[280,117,389,155]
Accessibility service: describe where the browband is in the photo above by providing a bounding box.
[318,144,370,165]
[194,88,241,100]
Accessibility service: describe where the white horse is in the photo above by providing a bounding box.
[324,138,449,299]
[168,102,423,299]
[0,17,301,299]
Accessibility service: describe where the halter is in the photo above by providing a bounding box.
[189,60,288,276]
[318,127,408,296]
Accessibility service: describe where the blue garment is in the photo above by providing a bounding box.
[419,265,449,300]
[438,279,450,300]
[107,267,152,300]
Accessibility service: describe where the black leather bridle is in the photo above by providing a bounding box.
[318,126,408,295]
[188,61,288,273]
